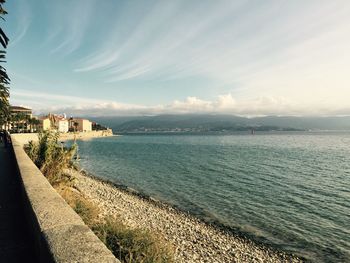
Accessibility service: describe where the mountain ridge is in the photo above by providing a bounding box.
[87,114,350,133]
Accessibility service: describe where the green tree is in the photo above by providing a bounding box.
[15,112,27,132]
[0,0,9,128]
[12,113,20,132]
[27,117,34,132]
[28,117,40,132]
[33,118,41,132]
[72,121,79,132]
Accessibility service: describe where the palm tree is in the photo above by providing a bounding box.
[33,118,41,132]
[24,115,31,132]
[28,117,40,132]
[9,112,26,133]
[0,82,9,126]
[0,0,9,129]
[12,113,20,133]
[28,117,34,132]
[73,122,79,132]
[17,112,27,132]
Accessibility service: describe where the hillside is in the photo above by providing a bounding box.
[88,115,350,133]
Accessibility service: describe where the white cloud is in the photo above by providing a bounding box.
[216,94,236,109]
[10,90,350,117]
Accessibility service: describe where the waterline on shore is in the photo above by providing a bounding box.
[71,168,302,263]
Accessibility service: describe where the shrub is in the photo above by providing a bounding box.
[25,130,77,184]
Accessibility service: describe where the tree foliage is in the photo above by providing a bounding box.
[0,0,9,126]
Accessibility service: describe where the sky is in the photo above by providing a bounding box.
[3,0,350,116]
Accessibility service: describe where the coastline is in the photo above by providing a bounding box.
[60,129,114,141]
[11,130,114,145]
[68,168,302,263]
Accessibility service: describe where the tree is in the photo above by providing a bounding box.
[0,0,9,128]
[27,117,34,132]
[28,117,40,132]
[12,113,21,132]
[33,118,41,132]
[73,122,79,132]
[15,112,27,132]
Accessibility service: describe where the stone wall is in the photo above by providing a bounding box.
[11,129,114,145]
[10,136,119,263]
[60,129,114,141]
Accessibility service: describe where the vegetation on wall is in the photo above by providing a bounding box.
[26,131,77,185]
[26,131,174,263]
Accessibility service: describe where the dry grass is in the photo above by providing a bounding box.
[57,185,175,263]
[56,185,100,227]
[48,172,77,188]
[93,218,175,263]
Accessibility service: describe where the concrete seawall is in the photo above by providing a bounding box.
[12,129,114,145]
[10,135,119,263]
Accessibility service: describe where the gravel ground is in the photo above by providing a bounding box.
[70,169,302,263]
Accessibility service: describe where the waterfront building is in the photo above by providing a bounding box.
[1,106,33,132]
[69,118,92,132]
[10,106,33,118]
[58,119,69,133]
[39,117,51,131]
[39,114,69,133]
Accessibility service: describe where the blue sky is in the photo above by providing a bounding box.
[4,0,350,116]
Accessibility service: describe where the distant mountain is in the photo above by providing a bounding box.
[88,115,350,133]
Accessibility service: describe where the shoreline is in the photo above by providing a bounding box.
[70,168,302,263]
[11,130,115,146]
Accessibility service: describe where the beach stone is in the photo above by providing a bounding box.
[71,169,303,263]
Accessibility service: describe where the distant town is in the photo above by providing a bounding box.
[1,106,109,133]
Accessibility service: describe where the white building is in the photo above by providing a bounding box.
[39,117,51,131]
[39,114,69,133]
[58,119,69,133]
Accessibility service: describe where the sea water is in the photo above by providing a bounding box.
[73,132,350,262]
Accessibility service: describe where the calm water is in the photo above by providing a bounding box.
[74,132,350,262]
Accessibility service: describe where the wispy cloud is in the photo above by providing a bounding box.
[44,0,96,55]
[11,89,108,105]
[75,1,254,78]
[7,1,350,116]
[10,0,31,46]
[69,0,350,111]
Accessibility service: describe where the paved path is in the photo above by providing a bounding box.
[0,141,37,262]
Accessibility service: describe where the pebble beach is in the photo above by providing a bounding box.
[70,169,302,263]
